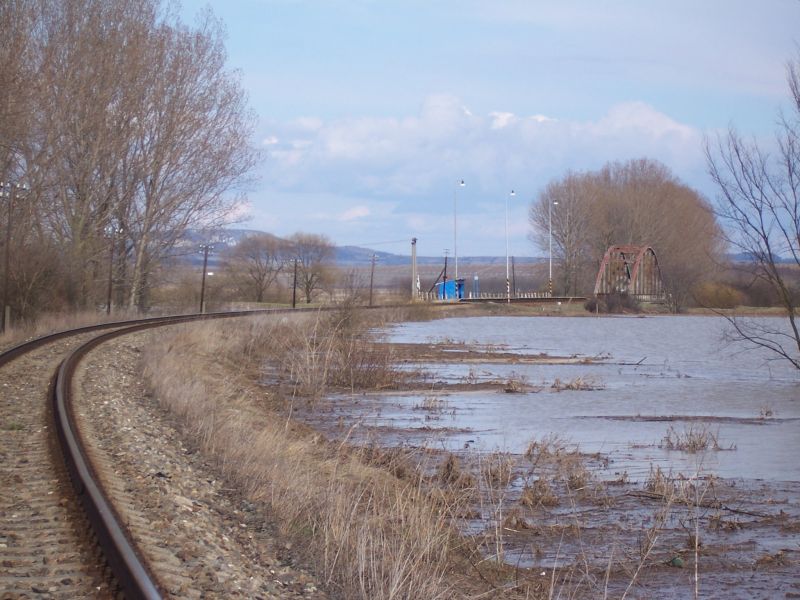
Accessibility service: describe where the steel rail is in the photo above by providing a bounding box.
[53,317,194,599]
[48,310,293,599]
[5,304,399,599]
[0,313,206,367]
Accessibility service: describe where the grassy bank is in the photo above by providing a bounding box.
[141,307,543,599]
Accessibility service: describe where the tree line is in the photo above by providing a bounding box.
[0,0,257,321]
[223,232,335,305]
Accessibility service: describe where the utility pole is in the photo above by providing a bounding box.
[411,237,417,301]
[511,255,516,300]
[105,224,123,315]
[0,182,29,333]
[454,179,464,280]
[369,254,376,307]
[199,244,211,313]
[291,258,298,309]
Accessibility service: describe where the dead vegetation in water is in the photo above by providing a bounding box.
[550,375,605,391]
[501,371,531,393]
[660,424,737,453]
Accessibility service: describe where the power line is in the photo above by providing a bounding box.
[348,239,409,248]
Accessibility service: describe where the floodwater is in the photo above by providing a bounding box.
[363,315,799,482]
[297,314,800,597]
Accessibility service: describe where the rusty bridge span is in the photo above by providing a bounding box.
[593,245,665,302]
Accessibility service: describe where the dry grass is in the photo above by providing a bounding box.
[436,454,476,490]
[141,311,540,599]
[520,479,559,508]
[257,307,408,399]
[501,372,529,393]
[661,424,736,453]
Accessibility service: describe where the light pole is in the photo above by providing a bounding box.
[410,237,417,301]
[548,200,558,297]
[0,181,29,333]
[454,179,464,280]
[506,190,514,303]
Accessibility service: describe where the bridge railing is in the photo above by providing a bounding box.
[415,291,554,302]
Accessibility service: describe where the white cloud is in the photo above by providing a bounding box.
[339,205,370,221]
[293,117,324,131]
[261,94,704,196]
[490,111,517,129]
[253,95,710,254]
[591,102,695,139]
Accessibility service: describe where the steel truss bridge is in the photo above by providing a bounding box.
[593,245,665,302]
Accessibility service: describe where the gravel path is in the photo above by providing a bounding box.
[73,330,329,599]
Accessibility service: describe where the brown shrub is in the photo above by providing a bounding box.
[692,281,745,309]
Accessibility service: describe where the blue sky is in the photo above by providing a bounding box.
[182,0,800,258]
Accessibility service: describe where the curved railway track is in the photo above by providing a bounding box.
[0,308,313,599]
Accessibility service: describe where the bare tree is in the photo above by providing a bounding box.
[705,54,800,369]
[528,171,594,295]
[529,159,722,309]
[122,11,258,310]
[0,0,35,179]
[225,233,287,302]
[288,233,335,304]
[26,0,164,308]
[20,0,257,313]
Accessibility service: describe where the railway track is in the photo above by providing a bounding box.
[0,310,299,599]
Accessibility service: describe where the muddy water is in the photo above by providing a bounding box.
[377,315,799,482]
[296,314,799,597]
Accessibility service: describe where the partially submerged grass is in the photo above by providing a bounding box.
[551,376,604,391]
[502,372,529,393]
[258,308,404,399]
[661,424,736,453]
[414,396,451,413]
[520,479,559,508]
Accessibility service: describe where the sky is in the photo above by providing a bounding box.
[181,0,800,258]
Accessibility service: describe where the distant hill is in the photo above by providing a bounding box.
[727,251,794,264]
[334,245,542,266]
[175,229,545,268]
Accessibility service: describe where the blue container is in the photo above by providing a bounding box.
[435,278,464,301]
